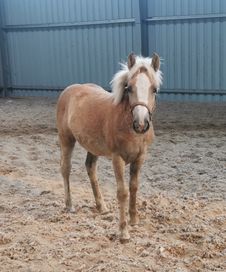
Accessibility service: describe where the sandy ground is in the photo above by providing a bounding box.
[0,97,226,272]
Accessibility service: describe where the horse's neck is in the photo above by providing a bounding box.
[122,96,130,110]
[115,97,133,128]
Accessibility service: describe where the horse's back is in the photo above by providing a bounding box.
[58,83,107,102]
[60,83,111,103]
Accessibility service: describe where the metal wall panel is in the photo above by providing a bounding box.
[147,0,226,17]
[143,0,226,101]
[1,0,226,101]
[1,0,141,96]
[6,25,135,88]
[0,0,3,90]
[4,0,134,25]
[0,50,3,88]
[0,0,9,97]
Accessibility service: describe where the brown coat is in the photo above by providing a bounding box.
[57,83,154,163]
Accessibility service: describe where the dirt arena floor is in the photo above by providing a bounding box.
[0,97,226,272]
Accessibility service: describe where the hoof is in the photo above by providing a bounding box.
[120,235,130,244]
[97,204,109,215]
[120,229,130,243]
[129,217,139,226]
[65,206,76,213]
[100,208,109,215]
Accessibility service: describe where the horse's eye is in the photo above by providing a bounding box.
[125,85,132,93]
[153,88,157,94]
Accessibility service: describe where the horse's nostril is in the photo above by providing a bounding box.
[133,119,150,133]
[144,119,150,131]
[133,120,139,130]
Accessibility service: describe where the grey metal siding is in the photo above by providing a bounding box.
[147,0,226,17]
[0,0,9,96]
[1,0,141,96]
[143,0,226,101]
[4,0,134,25]
[0,0,226,101]
[0,50,3,88]
[6,25,135,88]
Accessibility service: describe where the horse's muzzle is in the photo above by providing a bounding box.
[133,118,150,134]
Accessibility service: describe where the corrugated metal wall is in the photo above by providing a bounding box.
[0,50,3,89]
[142,0,226,101]
[0,0,141,97]
[0,3,5,93]
[0,0,226,101]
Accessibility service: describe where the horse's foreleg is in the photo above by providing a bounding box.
[60,137,75,212]
[129,156,144,225]
[112,155,129,242]
[85,152,108,214]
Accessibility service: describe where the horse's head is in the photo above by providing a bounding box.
[111,53,162,134]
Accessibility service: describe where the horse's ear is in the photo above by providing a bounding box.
[128,52,136,69]
[151,53,160,71]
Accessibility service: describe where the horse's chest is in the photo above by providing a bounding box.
[113,132,153,163]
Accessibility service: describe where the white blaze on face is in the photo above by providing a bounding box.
[133,73,150,124]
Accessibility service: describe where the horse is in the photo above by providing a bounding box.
[56,52,162,241]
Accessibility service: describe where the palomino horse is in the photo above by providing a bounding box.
[56,53,162,241]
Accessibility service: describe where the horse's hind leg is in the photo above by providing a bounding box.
[59,135,75,212]
[85,152,108,214]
